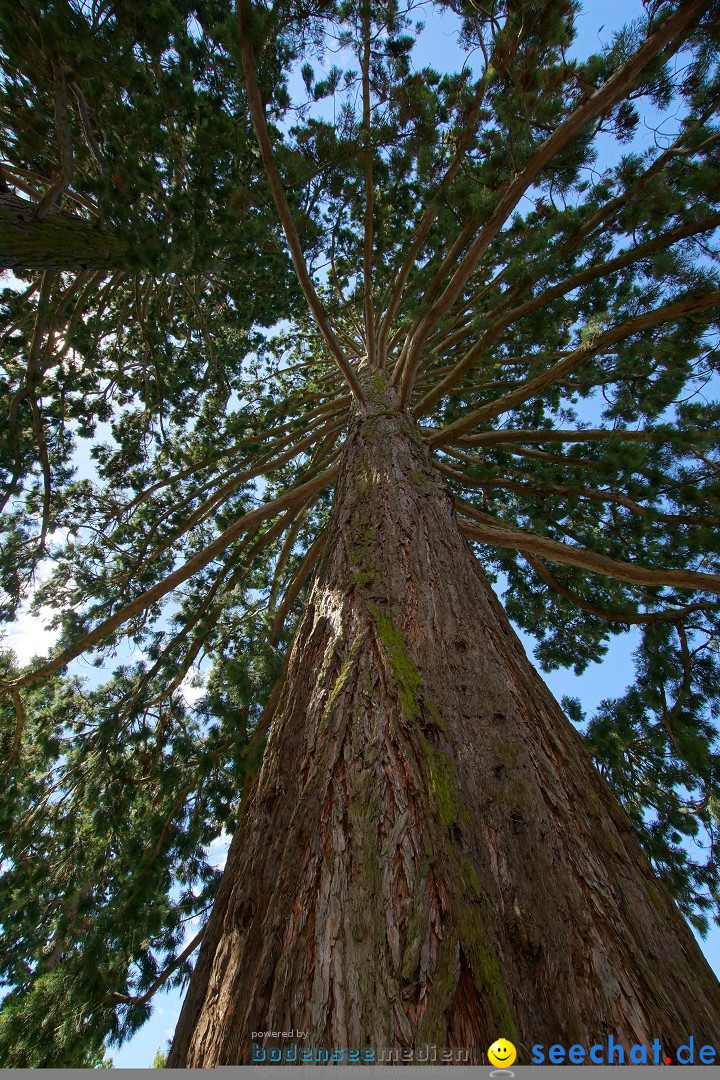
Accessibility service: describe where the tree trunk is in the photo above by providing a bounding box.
[168,381,720,1066]
[0,193,126,271]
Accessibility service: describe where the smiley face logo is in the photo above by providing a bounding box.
[488,1038,517,1068]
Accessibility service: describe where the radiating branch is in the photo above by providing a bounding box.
[395,0,710,407]
[236,0,364,408]
[1,463,339,697]
[431,290,720,446]
[525,553,720,625]
[457,504,720,595]
[450,427,714,448]
[112,927,204,1007]
[376,68,493,363]
[415,211,720,415]
[8,689,26,759]
[440,457,720,527]
[269,526,328,644]
[35,61,74,220]
[361,1,376,368]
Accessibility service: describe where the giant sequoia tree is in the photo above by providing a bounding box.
[2,0,720,1066]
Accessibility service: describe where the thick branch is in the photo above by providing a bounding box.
[269,526,328,643]
[35,61,74,220]
[376,72,492,362]
[396,0,709,405]
[1,463,339,697]
[115,396,349,523]
[441,459,720,527]
[113,928,204,1007]
[110,414,346,583]
[9,690,26,759]
[236,0,364,407]
[69,79,104,168]
[361,3,376,367]
[415,211,720,415]
[0,193,126,270]
[451,427,713,448]
[431,290,720,446]
[525,553,719,625]
[457,510,720,595]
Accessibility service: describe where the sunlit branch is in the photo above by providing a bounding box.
[236,0,365,408]
[35,60,74,220]
[665,622,693,726]
[395,0,709,407]
[430,290,720,447]
[106,415,346,583]
[269,526,328,644]
[376,68,493,363]
[7,689,26,759]
[112,927,204,1008]
[118,557,240,721]
[30,397,52,552]
[440,456,720,527]
[485,446,611,472]
[143,509,306,713]
[3,271,57,516]
[525,553,720,626]
[457,507,720,595]
[385,11,530,340]
[119,501,320,722]
[6,267,93,436]
[560,92,720,258]
[69,78,103,169]
[361,1,376,368]
[113,396,349,524]
[415,211,720,415]
[422,108,720,364]
[1,462,339,697]
[267,504,309,616]
[450,427,711,448]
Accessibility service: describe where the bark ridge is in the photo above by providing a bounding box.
[169,389,720,1064]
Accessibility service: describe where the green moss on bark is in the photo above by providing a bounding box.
[421,737,468,829]
[415,933,461,1047]
[320,632,363,728]
[362,599,515,1045]
[367,602,424,720]
[455,859,519,1041]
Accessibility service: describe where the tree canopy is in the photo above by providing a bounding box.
[1,0,720,1065]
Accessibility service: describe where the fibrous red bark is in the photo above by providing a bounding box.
[168,379,720,1065]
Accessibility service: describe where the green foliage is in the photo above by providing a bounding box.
[1,0,720,1062]
[0,971,112,1066]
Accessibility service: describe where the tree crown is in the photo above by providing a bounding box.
[1,0,720,1063]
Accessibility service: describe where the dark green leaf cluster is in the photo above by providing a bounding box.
[2,0,720,1061]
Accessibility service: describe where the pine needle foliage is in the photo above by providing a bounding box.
[1,0,720,1064]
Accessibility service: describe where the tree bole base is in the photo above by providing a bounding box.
[169,396,720,1065]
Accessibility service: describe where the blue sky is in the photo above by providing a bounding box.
[4,0,720,1065]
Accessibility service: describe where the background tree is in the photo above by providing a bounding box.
[2,0,720,1065]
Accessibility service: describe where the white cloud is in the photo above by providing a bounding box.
[179,668,207,706]
[2,535,73,666]
[3,604,60,666]
[0,270,29,292]
[208,829,231,871]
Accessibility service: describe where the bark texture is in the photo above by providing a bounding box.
[169,378,720,1065]
[0,193,126,271]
